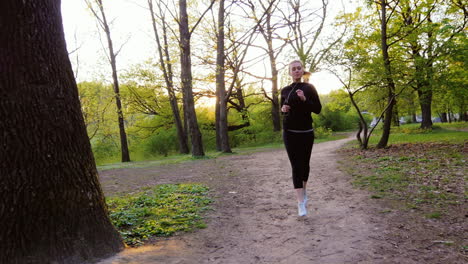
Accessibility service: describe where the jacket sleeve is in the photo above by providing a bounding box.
[302,84,322,114]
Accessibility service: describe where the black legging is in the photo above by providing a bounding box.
[283,130,315,189]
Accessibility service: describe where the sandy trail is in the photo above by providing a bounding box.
[96,137,391,263]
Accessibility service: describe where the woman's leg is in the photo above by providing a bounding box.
[283,131,305,190]
[284,131,307,216]
[302,132,314,203]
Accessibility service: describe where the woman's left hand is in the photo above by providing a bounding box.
[296,90,306,101]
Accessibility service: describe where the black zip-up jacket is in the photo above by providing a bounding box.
[280,82,322,131]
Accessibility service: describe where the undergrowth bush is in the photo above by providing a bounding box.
[143,128,178,157]
[314,127,333,139]
[91,135,120,164]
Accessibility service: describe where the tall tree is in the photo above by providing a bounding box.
[213,0,263,152]
[178,0,215,157]
[0,0,124,263]
[400,0,467,128]
[375,0,397,148]
[86,0,131,162]
[215,0,232,153]
[148,0,189,154]
[244,0,289,132]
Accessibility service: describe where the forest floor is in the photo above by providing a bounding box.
[97,135,466,264]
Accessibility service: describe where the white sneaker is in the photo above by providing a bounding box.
[298,202,307,216]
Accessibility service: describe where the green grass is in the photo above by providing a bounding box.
[367,124,467,145]
[107,183,212,246]
[434,122,468,130]
[341,123,466,216]
[97,133,348,170]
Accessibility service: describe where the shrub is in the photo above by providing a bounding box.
[314,126,333,139]
[143,128,178,157]
[91,135,120,164]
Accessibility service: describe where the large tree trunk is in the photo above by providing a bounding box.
[148,0,189,154]
[96,0,130,162]
[0,1,124,263]
[440,112,448,123]
[418,89,433,128]
[179,0,205,157]
[216,0,232,153]
[377,0,396,149]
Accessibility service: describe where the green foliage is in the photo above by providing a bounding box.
[107,183,212,246]
[315,105,364,132]
[91,135,121,164]
[143,128,178,157]
[314,127,332,139]
[314,90,373,132]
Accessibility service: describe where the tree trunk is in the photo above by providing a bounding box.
[179,0,204,157]
[216,0,232,153]
[418,89,433,129]
[97,0,130,162]
[215,94,222,151]
[0,1,124,263]
[377,0,396,149]
[347,89,369,150]
[235,81,250,124]
[392,102,400,127]
[148,0,189,154]
[271,67,281,132]
[440,112,448,123]
[266,33,281,131]
[409,94,417,123]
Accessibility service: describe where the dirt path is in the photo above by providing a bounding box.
[95,137,460,263]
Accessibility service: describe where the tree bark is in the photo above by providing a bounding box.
[95,0,130,162]
[265,11,281,132]
[392,102,400,127]
[216,0,232,153]
[440,112,448,123]
[179,0,205,157]
[148,0,189,154]
[377,0,396,149]
[215,93,222,151]
[418,89,433,128]
[0,0,124,263]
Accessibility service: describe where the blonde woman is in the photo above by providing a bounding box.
[280,60,322,216]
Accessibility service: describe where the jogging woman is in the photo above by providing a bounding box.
[280,60,322,216]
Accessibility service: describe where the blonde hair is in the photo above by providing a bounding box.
[289,60,311,82]
[289,60,303,70]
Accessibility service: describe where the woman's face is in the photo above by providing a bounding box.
[289,62,304,80]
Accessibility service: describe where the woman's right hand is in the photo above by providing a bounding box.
[281,104,291,113]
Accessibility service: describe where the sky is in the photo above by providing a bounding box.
[61,0,360,95]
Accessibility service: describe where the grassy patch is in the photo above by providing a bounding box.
[367,125,467,145]
[434,122,468,130]
[98,133,348,170]
[340,124,467,216]
[107,183,213,246]
[426,212,442,219]
[344,142,466,208]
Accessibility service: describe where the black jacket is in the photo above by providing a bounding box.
[280,82,322,131]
